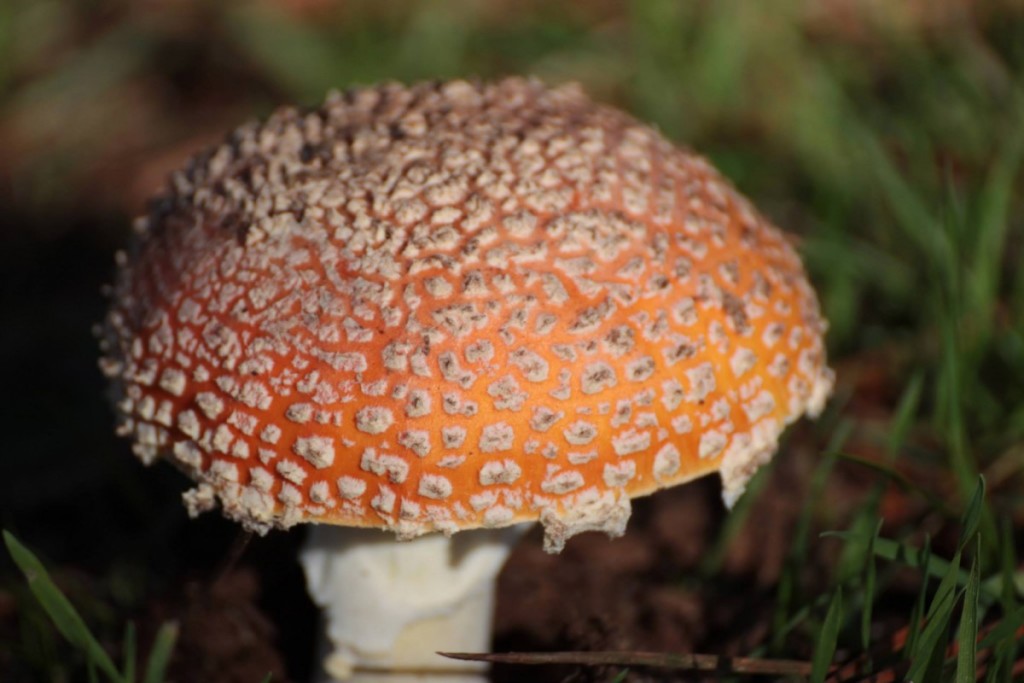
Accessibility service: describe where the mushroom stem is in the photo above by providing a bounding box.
[301,524,528,682]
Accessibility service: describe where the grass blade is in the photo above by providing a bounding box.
[823,533,998,602]
[888,371,925,458]
[853,119,946,266]
[955,540,981,683]
[861,519,883,653]
[906,589,960,682]
[958,476,986,550]
[925,549,962,625]
[905,549,962,681]
[969,125,1024,338]
[122,622,136,683]
[905,536,932,658]
[828,526,1022,611]
[141,621,178,683]
[3,530,123,682]
[811,587,843,683]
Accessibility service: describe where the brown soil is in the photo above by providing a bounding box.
[147,569,290,683]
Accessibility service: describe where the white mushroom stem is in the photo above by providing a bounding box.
[301,524,529,682]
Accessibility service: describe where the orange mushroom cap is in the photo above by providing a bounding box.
[101,78,833,551]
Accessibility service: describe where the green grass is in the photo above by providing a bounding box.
[811,586,843,683]
[3,530,178,683]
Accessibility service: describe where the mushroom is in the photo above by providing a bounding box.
[100,78,834,681]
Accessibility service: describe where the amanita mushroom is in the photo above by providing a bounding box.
[100,78,833,681]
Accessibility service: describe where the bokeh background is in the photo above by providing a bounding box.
[3,1,1024,681]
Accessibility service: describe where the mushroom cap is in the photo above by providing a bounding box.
[101,78,833,551]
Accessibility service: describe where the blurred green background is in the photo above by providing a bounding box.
[2,1,1024,681]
